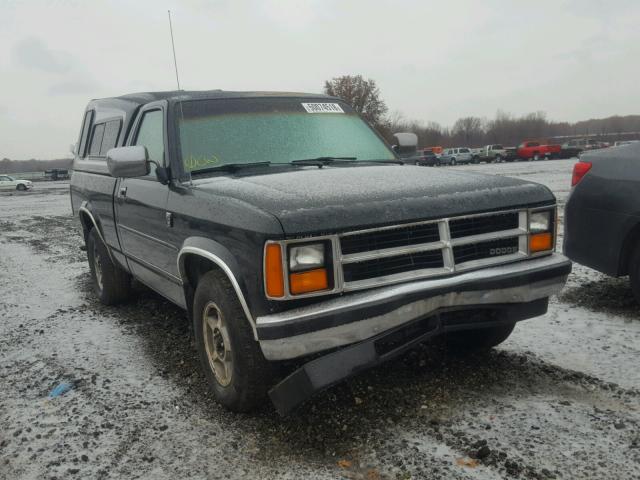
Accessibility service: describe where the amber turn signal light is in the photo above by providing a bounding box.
[530,232,553,253]
[265,243,285,297]
[289,268,329,295]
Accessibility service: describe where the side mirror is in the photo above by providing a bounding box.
[391,145,399,152]
[106,146,150,178]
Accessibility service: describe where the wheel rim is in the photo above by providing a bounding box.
[202,302,233,387]
[93,242,103,291]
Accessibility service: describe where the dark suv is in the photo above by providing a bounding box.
[70,90,571,414]
[564,142,640,302]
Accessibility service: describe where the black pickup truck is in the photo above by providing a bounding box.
[70,90,571,414]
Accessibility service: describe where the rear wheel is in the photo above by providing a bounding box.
[445,323,516,353]
[629,245,640,304]
[87,228,131,305]
[193,270,272,412]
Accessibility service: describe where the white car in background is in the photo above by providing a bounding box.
[0,175,33,191]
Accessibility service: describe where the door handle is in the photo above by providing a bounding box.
[119,186,127,197]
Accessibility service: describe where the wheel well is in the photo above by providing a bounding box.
[181,254,226,321]
[618,222,640,276]
[79,210,93,244]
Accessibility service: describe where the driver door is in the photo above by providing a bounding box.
[114,103,183,305]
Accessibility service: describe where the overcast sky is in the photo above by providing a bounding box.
[1,0,639,159]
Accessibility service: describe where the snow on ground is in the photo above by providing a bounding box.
[1,163,639,480]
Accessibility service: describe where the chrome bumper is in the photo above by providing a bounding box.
[257,254,571,360]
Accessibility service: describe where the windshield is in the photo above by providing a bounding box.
[176,98,395,172]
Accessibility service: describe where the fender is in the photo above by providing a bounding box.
[177,237,255,332]
[78,204,115,263]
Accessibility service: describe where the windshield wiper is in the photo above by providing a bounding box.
[290,156,357,167]
[190,161,271,175]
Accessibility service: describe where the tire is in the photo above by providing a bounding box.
[495,154,502,163]
[630,245,640,305]
[450,158,457,166]
[193,270,272,412]
[87,228,131,305]
[445,323,516,353]
[472,156,480,164]
[532,153,540,161]
[16,184,26,191]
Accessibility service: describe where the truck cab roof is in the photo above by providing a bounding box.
[89,89,338,110]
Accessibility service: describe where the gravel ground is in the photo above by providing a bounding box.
[1,161,639,480]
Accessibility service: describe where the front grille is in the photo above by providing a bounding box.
[343,250,444,282]
[340,222,440,255]
[339,210,528,289]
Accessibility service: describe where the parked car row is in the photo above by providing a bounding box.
[412,137,637,167]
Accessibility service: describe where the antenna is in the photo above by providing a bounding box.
[167,10,181,90]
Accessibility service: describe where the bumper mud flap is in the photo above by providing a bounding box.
[268,315,441,415]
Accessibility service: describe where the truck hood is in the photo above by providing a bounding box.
[192,165,554,235]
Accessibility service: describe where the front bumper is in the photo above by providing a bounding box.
[257,254,571,361]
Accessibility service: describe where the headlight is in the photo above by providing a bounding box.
[289,244,325,272]
[529,211,551,233]
[265,241,331,298]
[529,209,554,253]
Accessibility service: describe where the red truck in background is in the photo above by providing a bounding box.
[516,140,562,160]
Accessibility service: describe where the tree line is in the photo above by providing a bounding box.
[324,75,640,148]
[0,157,72,174]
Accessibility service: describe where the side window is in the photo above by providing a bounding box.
[78,110,94,158]
[100,120,122,156]
[88,123,105,156]
[133,110,164,177]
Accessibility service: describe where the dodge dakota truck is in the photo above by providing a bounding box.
[70,90,571,414]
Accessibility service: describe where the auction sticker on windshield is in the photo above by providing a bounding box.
[301,103,344,113]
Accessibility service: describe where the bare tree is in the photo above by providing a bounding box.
[324,75,388,130]
[451,117,485,146]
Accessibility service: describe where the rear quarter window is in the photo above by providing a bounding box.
[99,120,122,156]
[88,123,105,156]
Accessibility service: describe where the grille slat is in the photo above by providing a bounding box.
[340,223,440,255]
[453,237,519,265]
[339,210,528,287]
[449,212,518,238]
[343,250,444,283]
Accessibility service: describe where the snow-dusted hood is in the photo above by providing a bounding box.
[192,164,555,235]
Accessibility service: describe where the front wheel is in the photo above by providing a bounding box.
[495,155,502,163]
[87,228,131,305]
[532,154,540,161]
[445,323,516,353]
[193,270,272,412]
[16,184,26,191]
[450,158,457,166]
